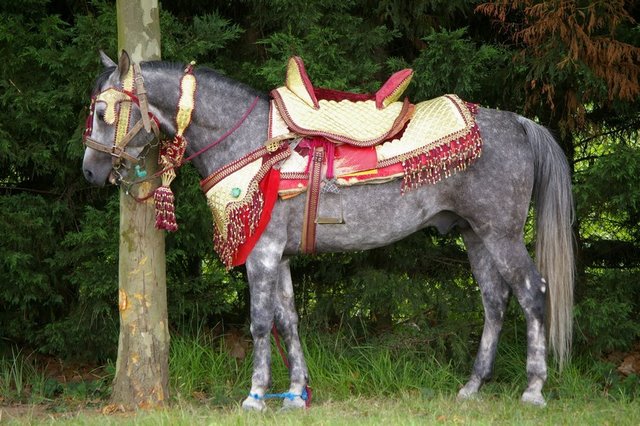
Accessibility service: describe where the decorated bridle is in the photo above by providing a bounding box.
[83,63,161,177]
[83,61,197,231]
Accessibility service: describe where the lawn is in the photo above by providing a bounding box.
[2,393,639,425]
[1,331,639,425]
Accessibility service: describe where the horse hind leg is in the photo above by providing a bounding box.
[274,258,309,409]
[479,230,548,406]
[458,227,510,400]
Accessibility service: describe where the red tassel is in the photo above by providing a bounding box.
[154,185,178,232]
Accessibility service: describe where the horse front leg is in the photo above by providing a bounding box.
[274,258,309,409]
[458,227,511,400]
[241,244,282,412]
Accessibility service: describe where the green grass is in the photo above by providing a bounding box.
[1,331,639,424]
[0,348,46,403]
[2,393,639,425]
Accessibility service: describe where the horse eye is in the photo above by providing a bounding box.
[97,110,105,121]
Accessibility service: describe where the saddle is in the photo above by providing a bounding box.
[269,57,483,254]
[270,56,414,147]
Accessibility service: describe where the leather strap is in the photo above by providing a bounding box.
[83,136,139,164]
[83,118,160,166]
[133,63,152,132]
[301,145,324,253]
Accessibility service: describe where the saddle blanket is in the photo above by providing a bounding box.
[200,143,291,269]
[272,94,482,197]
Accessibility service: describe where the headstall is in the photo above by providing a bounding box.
[83,63,160,178]
[83,61,197,231]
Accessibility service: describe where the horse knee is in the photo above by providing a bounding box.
[250,318,272,339]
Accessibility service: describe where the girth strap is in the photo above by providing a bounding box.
[301,145,324,253]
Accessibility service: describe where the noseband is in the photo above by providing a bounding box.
[83,63,160,174]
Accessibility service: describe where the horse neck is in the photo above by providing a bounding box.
[142,63,270,179]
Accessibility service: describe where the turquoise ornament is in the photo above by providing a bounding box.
[231,187,242,198]
[135,165,147,178]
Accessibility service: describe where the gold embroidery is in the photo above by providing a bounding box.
[176,73,196,136]
[376,95,472,165]
[95,88,130,125]
[205,158,263,239]
[94,66,134,148]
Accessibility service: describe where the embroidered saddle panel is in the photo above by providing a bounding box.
[375,94,476,166]
[270,56,415,147]
[200,144,291,269]
[271,88,414,147]
[275,94,482,196]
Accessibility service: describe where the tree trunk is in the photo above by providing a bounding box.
[111,0,168,409]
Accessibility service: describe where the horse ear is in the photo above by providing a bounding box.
[117,50,131,81]
[99,50,116,68]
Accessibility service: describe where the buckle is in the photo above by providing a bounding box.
[110,145,124,158]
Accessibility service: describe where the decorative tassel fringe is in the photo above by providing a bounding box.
[154,135,187,232]
[213,189,264,269]
[154,185,178,232]
[401,123,482,193]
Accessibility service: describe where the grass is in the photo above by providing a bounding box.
[2,392,639,425]
[1,330,639,424]
[0,348,46,403]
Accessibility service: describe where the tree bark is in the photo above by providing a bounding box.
[112,0,168,409]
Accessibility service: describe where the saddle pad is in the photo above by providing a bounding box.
[271,86,413,147]
[376,94,476,166]
[275,94,481,196]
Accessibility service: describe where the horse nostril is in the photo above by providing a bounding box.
[83,168,94,181]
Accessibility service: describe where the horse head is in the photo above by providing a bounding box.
[82,51,159,186]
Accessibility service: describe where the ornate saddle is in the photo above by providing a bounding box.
[270,56,415,147]
[202,57,483,267]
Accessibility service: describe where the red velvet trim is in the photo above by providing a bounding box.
[232,167,280,267]
[314,87,374,103]
[375,68,413,109]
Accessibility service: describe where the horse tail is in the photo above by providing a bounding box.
[518,116,575,370]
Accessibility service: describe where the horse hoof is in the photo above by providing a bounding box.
[457,378,481,401]
[521,391,546,407]
[242,396,267,412]
[457,387,479,401]
[281,396,306,410]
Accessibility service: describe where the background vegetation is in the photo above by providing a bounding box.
[1,0,639,405]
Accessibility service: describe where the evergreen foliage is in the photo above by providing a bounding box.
[0,0,638,363]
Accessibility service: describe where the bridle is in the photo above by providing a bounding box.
[83,63,160,181]
[82,59,269,231]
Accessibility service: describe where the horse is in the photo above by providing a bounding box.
[82,51,574,410]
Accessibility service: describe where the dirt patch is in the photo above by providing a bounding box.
[606,342,640,376]
[37,355,108,384]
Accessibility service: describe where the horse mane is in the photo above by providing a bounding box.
[143,60,266,99]
[93,60,266,102]
[92,66,115,95]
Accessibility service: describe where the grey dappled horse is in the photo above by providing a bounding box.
[82,52,574,410]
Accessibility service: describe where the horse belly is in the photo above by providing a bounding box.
[280,180,445,254]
